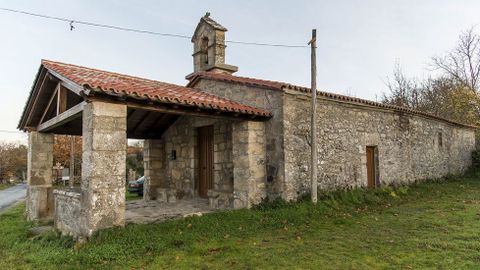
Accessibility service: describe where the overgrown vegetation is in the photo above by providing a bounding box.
[1,171,480,269]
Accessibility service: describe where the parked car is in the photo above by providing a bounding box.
[127,176,144,196]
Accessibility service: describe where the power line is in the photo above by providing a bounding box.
[0,7,309,48]
[0,130,25,134]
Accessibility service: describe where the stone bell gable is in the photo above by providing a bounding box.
[191,13,238,74]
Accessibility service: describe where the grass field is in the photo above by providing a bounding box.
[1,171,480,269]
[0,183,14,190]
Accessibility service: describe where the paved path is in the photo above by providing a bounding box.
[0,183,27,211]
[125,198,212,224]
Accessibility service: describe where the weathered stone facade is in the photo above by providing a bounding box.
[191,79,285,199]
[143,117,234,205]
[26,131,54,221]
[283,90,476,200]
[143,115,267,208]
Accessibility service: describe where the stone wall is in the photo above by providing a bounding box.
[159,116,234,199]
[190,79,284,198]
[283,90,476,200]
[53,189,82,237]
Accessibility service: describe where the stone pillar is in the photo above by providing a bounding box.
[143,139,167,201]
[232,121,267,208]
[81,101,126,237]
[26,131,54,221]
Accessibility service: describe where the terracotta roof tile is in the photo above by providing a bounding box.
[41,60,272,118]
[187,71,477,128]
[187,71,285,90]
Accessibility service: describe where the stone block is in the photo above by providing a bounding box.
[53,189,82,237]
[26,186,54,222]
[91,101,127,117]
[208,189,233,209]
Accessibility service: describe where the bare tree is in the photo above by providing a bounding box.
[382,63,420,109]
[382,67,480,126]
[432,27,480,92]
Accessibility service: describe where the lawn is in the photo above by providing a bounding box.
[0,183,14,190]
[1,171,480,269]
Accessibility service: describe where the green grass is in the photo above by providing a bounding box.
[125,188,142,201]
[0,183,14,190]
[2,171,480,269]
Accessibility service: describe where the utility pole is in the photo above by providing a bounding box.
[69,135,75,189]
[308,29,318,204]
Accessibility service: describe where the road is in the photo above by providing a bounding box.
[0,183,27,211]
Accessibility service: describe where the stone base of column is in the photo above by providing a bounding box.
[26,185,54,222]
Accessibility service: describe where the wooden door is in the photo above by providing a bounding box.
[366,146,376,188]
[197,126,214,198]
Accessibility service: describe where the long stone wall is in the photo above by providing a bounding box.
[283,90,476,200]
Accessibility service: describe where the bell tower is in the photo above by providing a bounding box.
[191,13,238,74]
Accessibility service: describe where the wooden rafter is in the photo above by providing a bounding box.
[57,86,68,115]
[46,68,84,96]
[38,83,59,125]
[131,111,151,132]
[25,70,52,127]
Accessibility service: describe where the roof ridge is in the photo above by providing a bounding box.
[188,71,477,129]
[41,59,181,88]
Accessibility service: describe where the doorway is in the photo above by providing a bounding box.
[366,146,377,188]
[197,126,214,198]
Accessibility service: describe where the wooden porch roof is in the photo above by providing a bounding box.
[17,60,272,139]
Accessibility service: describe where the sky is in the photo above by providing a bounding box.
[1,0,479,144]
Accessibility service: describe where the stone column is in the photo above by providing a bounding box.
[26,131,54,221]
[232,121,267,208]
[81,101,126,237]
[143,139,167,201]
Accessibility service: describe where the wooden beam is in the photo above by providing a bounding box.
[57,85,68,115]
[87,96,267,122]
[150,113,168,128]
[38,84,59,125]
[131,111,151,131]
[127,109,135,121]
[46,68,84,96]
[37,102,86,132]
[25,69,50,127]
